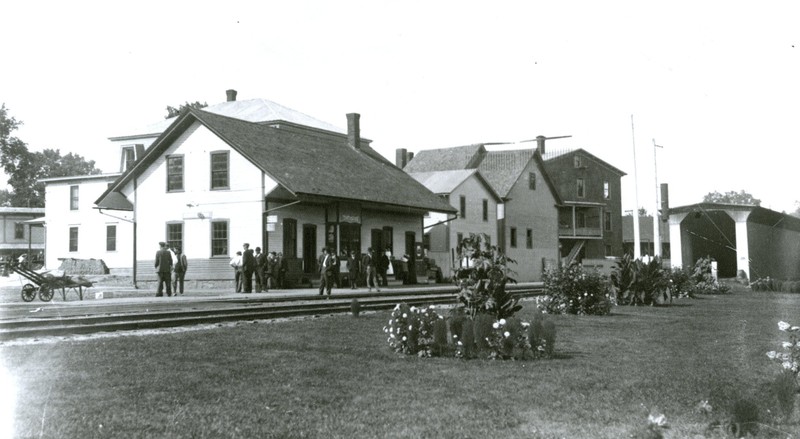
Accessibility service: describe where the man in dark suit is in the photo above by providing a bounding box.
[254,247,266,293]
[318,247,335,298]
[154,242,173,297]
[241,243,255,293]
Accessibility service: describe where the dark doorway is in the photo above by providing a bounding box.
[371,229,383,254]
[405,231,417,284]
[303,224,317,274]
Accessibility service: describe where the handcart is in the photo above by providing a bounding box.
[3,261,93,302]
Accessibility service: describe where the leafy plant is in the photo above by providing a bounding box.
[383,303,444,357]
[452,233,520,319]
[632,257,670,305]
[610,253,637,305]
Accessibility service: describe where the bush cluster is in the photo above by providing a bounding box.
[541,263,613,315]
[383,304,556,360]
[751,277,800,293]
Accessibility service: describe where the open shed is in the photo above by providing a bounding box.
[667,203,800,280]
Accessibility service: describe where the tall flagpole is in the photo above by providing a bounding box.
[631,115,641,260]
[652,139,664,257]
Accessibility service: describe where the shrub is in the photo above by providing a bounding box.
[690,256,731,295]
[610,253,637,304]
[383,303,444,357]
[541,263,614,315]
[633,257,670,305]
[667,267,694,298]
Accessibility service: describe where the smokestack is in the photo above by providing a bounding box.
[226,89,238,102]
[660,183,670,221]
[347,113,361,150]
[407,151,414,162]
[396,148,408,168]
[536,135,546,154]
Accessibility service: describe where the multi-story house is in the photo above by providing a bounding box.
[402,144,562,281]
[540,142,626,264]
[0,207,45,262]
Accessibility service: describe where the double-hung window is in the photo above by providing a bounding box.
[106,225,117,251]
[70,185,79,210]
[211,220,229,256]
[167,155,184,192]
[210,151,229,190]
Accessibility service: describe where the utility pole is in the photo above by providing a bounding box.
[631,115,641,260]
[653,139,664,257]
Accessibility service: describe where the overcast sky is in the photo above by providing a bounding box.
[1,1,798,214]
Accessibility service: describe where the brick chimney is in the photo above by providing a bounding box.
[226,89,238,102]
[536,135,546,154]
[347,113,361,150]
[407,151,414,162]
[396,148,408,168]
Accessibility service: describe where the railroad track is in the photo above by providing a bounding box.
[0,286,543,341]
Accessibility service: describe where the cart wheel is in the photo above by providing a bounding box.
[21,283,37,302]
[39,285,54,302]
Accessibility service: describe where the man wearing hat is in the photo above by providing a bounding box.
[155,241,173,297]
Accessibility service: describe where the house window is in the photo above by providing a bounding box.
[529,172,536,190]
[69,227,78,252]
[211,220,229,256]
[604,211,612,231]
[459,195,466,219]
[70,185,79,210]
[574,155,582,168]
[526,228,533,249]
[604,181,610,199]
[167,223,183,252]
[482,199,488,222]
[14,223,24,240]
[167,155,184,192]
[576,178,585,198]
[510,227,517,248]
[340,223,361,256]
[210,151,229,190]
[106,225,117,251]
[122,146,135,171]
[576,211,587,228]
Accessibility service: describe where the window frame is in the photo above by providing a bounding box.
[210,151,230,190]
[166,154,185,192]
[459,195,466,219]
[604,211,612,232]
[106,224,117,252]
[510,227,517,248]
[576,178,585,198]
[69,226,78,252]
[14,222,25,240]
[603,180,610,199]
[526,228,533,249]
[166,222,184,252]
[210,220,229,257]
[482,199,488,222]
[529,172,536,190]
[122,146,136,171]
[574,155,583,168]
[70,185,79,210]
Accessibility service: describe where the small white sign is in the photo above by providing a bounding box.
[266,215,278,223]
[266,223,276,232]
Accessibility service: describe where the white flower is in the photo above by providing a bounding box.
[783,361,793,370]
[499,319,507,326]
[402,313,408,318]
[782,341,794,349]
[457,341,463,346]
[453,334,458,338]
[408,325,413,330]
[394,304,400,311]
[503,331,511,338]
[402,336,407,341]
[492,322,500,329]
[521,322,530,328]
[767,351,777,359]
[388,319,393,325]
[390,333,395,338]
[429,305,435,310]
[410,306,417,312]
[792,326,800,332]
[779,321,791,331]
[648,413,667,428]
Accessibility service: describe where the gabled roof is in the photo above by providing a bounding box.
[402,144,485,172]
[111,98,347,140]
[407,169,502,202]
[97,109,455,214]
[542,147,626,176]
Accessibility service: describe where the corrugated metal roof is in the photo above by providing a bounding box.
[407,170,477,194]
[116,98,345,138]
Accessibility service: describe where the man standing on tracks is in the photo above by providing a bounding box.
[155,242,173,297]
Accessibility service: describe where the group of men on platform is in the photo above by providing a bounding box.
[229,243,286,294]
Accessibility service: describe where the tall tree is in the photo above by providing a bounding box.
[0,104,101,207]
[165,101,208,119]
[702,190,761,206]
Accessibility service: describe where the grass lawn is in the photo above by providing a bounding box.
[2,284,800,438]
